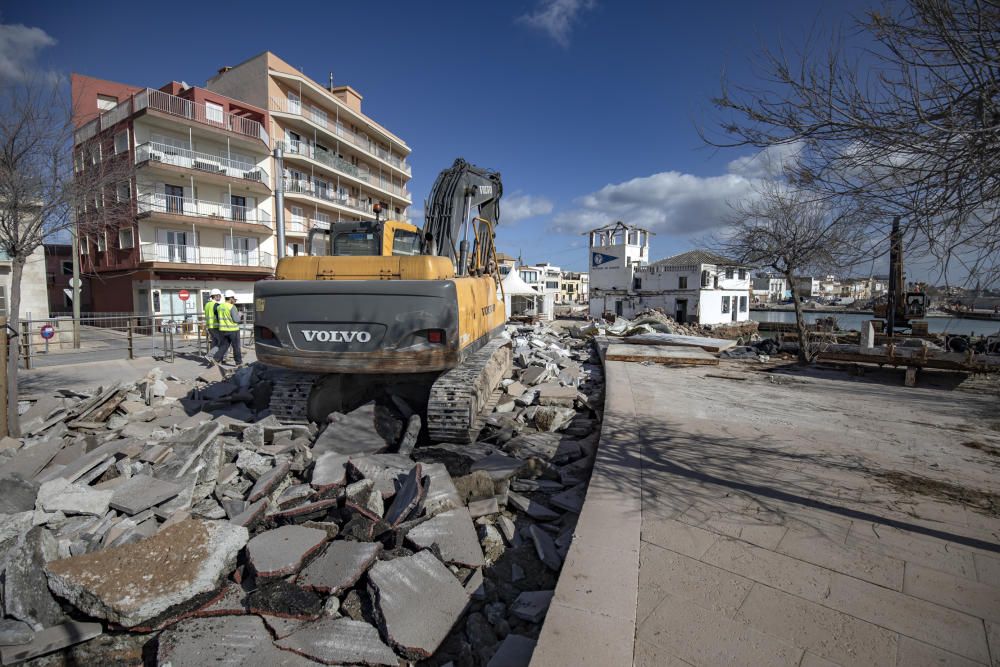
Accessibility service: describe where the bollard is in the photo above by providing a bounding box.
[128,317,135,360]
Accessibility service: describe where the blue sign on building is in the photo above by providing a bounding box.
[592,252,617,267]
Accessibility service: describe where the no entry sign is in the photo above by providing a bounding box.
[40,324,55,340]
[178,289,190,301]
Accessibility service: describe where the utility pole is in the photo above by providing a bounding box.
[274,147,286,260]
[71,224,81,348]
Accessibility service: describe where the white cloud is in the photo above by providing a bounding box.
[503,193,554,223]
[517,0,596,48]
[0,23,56,82]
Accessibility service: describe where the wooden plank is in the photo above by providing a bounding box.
[624,333,737,353]
[606,344,719,366]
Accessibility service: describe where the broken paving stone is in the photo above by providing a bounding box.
[277,483,314,508]
[247,460,291,502]
[407,508,485,568]
[468,497,500,518]
[235,450,272,480]
[497,515,516,543]
[510,590,554,623]
[36,478,113,516]
[0,475,39,514]
[45,519,248,627]
[0,621,102,666]
[2,437,63,480]
[309,452,350,492]
[469,453,524,483]
[534,383,578,408]
[487,634,537,667]
[507,492,560,521]
[247,525,328,578]
[383,464,424,527]
[109,474,183,515]
[313,403,390,457]
[480,524,505,564]
[531,406,576,432]
[422,462,462,517]
[345,478,384,521]
[200,381,237,401]
[277,617,398,666]
[246,579,323,619]
[347,454,413,499]
[520,366,548,386]
[527,524,562,571]
[464,568,486,600]
[0,619,32,647]
[157,615,315,667]
[510,478,564,494]
[302,520,340,540]
[298,541,382,594]
[549,482,587,514]
[368,550,469,659]
[5,527,65,631]
[453,470,499,504]
[268,498,338,522]
[261,614,306,640]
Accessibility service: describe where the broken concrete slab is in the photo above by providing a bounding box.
[276,617,398,666]
[4,527,65,631]
[0,621,102,666]
[528,524,562,571]
[507,492,560,521]
[469,453,524,483]
[383,464,424,527]
[345,478,384,521]
[347,454,413,499]
[2,437,63,481]
[247,525,328,578]
[468,497,500,518]
[46,519,248,627]
[549,482,587,514]
[309,452,350,492]
[0,475,39,514]
[487,634,537,667]
[297,541,382,594]
[531,406,577,432]
[422,462,462,517]
[109,474,183,515]
[190,581,247,617]
[534,383,578,407]
[247,460,291,502]
[407,508,485,568]
[245,579,323,620]
[497,515,517,543]
[261,614,306,640]
[510,590,554,623]
[267,498,338,522]
[0,619,32,647]
[368,550,469,659]
[520,366,548,386]
[36,478,113,516]
[605,343,719,365]
[157,615,316,667]
[313,402,389,457]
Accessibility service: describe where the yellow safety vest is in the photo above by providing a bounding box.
[217,302,239,332]
[204,300,219,329]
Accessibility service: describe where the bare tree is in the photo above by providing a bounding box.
[0,78,134,436]
[707,0,1000,284]
[716,182,868,363]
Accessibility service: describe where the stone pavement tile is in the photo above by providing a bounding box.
[632,639,694,667]
[903,562,1000,623]
[894,636,987,667]
[986,621,999,667]
[297,541,381,594]
[570,497,640,554]
[551,541,640,624]
[974,552,1000,586]
[700,536,835,602]
[532,601,635,667]
[798,652,841,667]
[696,511,789,550]
[636,592,803,667]
[639,542,753,621]
[846,522,978,581]
[823,571,990,664]
[406,508,485,568]
[0,621,102,666]
[733,583,898,666]
[247,525,328,578]
[487,633,536,667]
[640,518,718,559]
[776,526,905,590]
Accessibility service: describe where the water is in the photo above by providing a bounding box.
[750,310,997,337]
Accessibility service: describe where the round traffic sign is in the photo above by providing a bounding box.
[69,277,82,288]
[40,324,55,340]
[178,289,190,301]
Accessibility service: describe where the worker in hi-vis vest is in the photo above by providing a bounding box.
[213,290,243,366]
[203,288,223,361]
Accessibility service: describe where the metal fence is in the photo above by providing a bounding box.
[18,311,255,369]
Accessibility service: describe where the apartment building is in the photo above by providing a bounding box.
[71,74,275,319]
[559,272,589,304]
[205,52,411,254]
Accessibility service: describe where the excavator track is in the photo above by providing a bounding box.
[268,371,318,425]
[427,337,513,443]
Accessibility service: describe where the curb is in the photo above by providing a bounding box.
[531,359,641,666]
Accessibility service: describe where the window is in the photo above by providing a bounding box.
[722,296,731,313]
[96,233,107,252]
[116,181,130,203]
[287,242,305,257]
[679,276,688,289]
[725,268,734,280]
[311,105,328,127]
[61,261,73,276]
[80,238,89,255]
[738,268,747,280]
[113,130,129,155]
[633,277,642,290]
[88,143,101,165]
[0,285,6,316]
[119,228,134,249]
[701,270,710,287]
[333,232,378,256]
[391,229,422,256]
[287,92,301,115]
[206,102,224,123]
[545,281,560,289]
[290,206,305,224]
[739,295,748,312]
[97,94,118,111]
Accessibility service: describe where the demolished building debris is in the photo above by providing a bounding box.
[0,321,603,665]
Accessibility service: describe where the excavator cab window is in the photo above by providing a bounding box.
[391,229,421,256]
[333,232,379,256]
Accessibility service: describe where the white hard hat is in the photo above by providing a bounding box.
[210,288,222,297]
[224,290,237,299]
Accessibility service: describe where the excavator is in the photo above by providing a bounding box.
[253,159,510,443]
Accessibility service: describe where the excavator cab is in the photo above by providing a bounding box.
[305,219,423,257]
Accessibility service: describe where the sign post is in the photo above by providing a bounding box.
[40,323,54,355]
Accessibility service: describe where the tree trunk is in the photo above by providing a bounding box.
[785,272,813,364]
[6,258,24,437]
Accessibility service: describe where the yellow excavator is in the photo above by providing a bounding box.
[253,159,510,443]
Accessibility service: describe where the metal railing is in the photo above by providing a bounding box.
[137,192,272,225]
[136,142,269,185]
[138,243,275,269]
[269,96,410,174]
[18,312,255,369]
[283,179,373,215]
[278,140,411,200]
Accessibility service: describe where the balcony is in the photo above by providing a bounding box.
[136,142,270,190]
[269,96,410,175]
[283,179,373,216]
[279,140,411,201]
[139,243,275,271]
[137,193,272,228]
[76,89,269,147]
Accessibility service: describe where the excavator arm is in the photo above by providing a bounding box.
[422,158,503,276]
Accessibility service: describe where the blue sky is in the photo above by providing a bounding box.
[3,0,875,272]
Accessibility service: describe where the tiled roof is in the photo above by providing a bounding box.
[652,249,739,268]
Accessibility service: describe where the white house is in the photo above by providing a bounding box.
[587,221,651,317]
[635,250,752,326]
[751,273,788,303]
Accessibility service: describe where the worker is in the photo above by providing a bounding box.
[203,288,223,361]
[213,290,243,366]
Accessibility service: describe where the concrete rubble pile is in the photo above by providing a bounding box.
[0,323,603,666]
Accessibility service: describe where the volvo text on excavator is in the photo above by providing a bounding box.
[253,159,511,443]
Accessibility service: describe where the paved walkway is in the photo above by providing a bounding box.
[628,361,1000,667]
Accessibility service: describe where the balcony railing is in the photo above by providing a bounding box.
[137,193,272,225]
[269,96,410,175]
[283,179,373,215]
[135,142,269,185]
[140,243,275,269]
[278,140,410,200]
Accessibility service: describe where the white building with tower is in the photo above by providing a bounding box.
[587,221,651,317]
